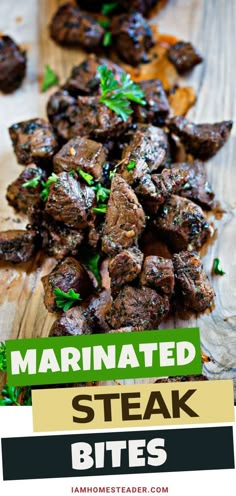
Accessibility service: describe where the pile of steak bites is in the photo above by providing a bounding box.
[1,49,233,337]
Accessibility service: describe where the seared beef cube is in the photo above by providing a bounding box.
[133,79,170,125]
[140,256,174,295]
[66,96,131,140]
[155,375,208,383]
[45,172,95,229]
[0,35,26,93]
[167,116,233,160]
[111,12,154,66]
[102,175,146,255]
[50,289,111,335]
[120,125,169,184]
[47,90,77,127]
[64,55,124,96]
[50,3,104,49]
[85,290,112,333]
[0,230,38,263]
[44,221,84,260]
[6,166,45,214]
[135,168,189,214]
[169,161,215,210]
[42,257,93,312]
[50,305,92,336]
[109,248,143,288]
[167,41,203,74]
[107,285,169,330]
[53,136,106,179]
[173,251,215,312]
[9,118,58,166]
[154,195,211,252]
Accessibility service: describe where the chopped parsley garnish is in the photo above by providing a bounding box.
[109,170,115,179]
[93,183,110,203]
[98,18,110,29]
[41,64,59,92]
[103,31,112,47]
[126,159,136,171]
[97,65,146,121]
[23,175,41,189]
[0,385,32,406]
[93,205,107,214]
[77,169,94,186]
[40,173,59,202]
[213,258,225,276]
[101,2,118,15]
[54,288,82,312]
[0,342,7,372]
[85,254,101,285]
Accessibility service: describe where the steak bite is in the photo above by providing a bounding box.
[154,195,211,252]
[167,41,203,74]
[47,90,77,132]
[9,118,58,167]
[42,257,93,312]
[6,166,46,214]
[169,161,215,210]
[110,12,154,66]
[133,79,170,125]
[107,285,169,330]
[102,175,146,256]
[109,247,144,289]
[51,289,111,335]
[42,220,84,260]
[167,116,233,160]
[45,172,95,229]
[140,256,174,296]
[120,125,170,184]
[50,305,92,336]
[0,230,38,263]
[49,3,105,49]
[0,35,26,93]
[173,251,215,312]
[53,136,106,179]
[64,96,132,141]
[63,55,124,96]
[135,168,189,214]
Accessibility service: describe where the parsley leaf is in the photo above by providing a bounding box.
[23,175,41,189]
[85,254,101,285]
[126,159,136,171]
[98,18,110,29]
[103,31,112,47]
[54,288,82,312]
[213,258,225,276]
[40,173,58,202]
[41,64,59,92]
[98,65,146,121]
[93,205,107,214]
[101,2,118,15]
[93,183,110,203]
[0,342,7,372]
[77,169,94,186]
[0,384,32,406]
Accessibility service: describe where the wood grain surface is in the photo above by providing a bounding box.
[0,0,235,388]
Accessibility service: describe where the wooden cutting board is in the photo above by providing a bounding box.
[0,0,235,382]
